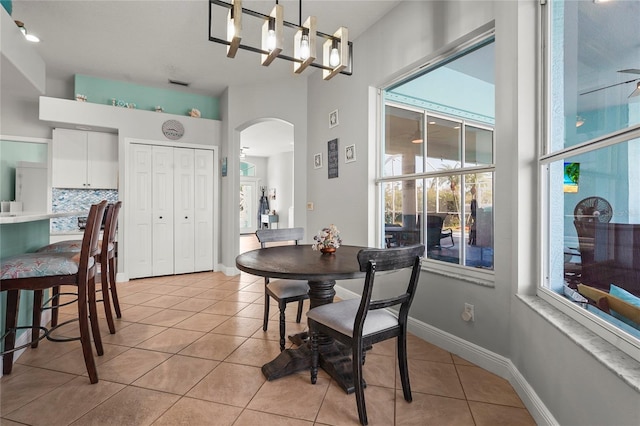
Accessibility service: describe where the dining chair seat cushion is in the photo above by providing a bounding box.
[267,279,309,299]
[36,240,82,253]
[307,299,399,338]
[0,252,94,280]
[37,240,113,254]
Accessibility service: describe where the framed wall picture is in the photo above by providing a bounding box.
[328,138,339,179]
[314,153,323,169]
[345,144,356,163]
[329,109,339,128]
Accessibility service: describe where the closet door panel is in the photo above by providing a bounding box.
[174,148,195,274]
[152,146,175,276]
[194,149,214,271]
[128,144,153,279]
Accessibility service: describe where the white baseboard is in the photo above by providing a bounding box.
[0,310,51,379]
[217,263,239,276]
[334,285,557,426]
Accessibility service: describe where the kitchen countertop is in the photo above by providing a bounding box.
[0,211,87,225]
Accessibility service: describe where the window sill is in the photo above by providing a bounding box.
[518,294,640,393]
[421,259,495,287]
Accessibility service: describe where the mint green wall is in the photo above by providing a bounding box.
[0,140,47,201]
[75,74,220,119]
[1,0,12,15]
[0,220,51,352]
[1,139,50,352]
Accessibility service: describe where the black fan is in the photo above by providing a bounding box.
[574,196,613,223]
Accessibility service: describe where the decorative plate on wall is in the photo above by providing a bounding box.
[162,119,185,140]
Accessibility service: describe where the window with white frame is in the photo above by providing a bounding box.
[541,0,640,355]
[380,39,495,271]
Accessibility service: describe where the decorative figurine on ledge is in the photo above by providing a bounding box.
[189,108,201,118]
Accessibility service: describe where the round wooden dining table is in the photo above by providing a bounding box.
[236,244,367,393]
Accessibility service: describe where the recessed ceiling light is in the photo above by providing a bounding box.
[14,20,40,43]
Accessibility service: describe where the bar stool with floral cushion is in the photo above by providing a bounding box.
[36,201,122,334]
[0,200,107,383]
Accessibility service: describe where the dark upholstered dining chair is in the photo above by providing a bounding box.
[307,244,424,425]
[36,201,123,334]
[426,215,454,249]
[255,227,309,351]
[0,200,107,383]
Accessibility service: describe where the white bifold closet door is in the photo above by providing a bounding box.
[128,143,213,279]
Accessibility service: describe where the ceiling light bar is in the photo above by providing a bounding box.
[209,0,352,78]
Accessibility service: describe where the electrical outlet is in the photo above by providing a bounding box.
[462,303,475,322]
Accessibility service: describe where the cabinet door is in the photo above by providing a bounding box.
[128,144,153,279]
[87,132,118,189]
[194,149,214,272]
[52,128,88,188]
[152,146,175,276]
[173,148,195,274]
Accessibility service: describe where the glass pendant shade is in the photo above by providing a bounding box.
[261,4,283,66]
[293,16,317,74]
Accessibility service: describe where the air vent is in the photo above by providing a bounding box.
[168,79,190,87]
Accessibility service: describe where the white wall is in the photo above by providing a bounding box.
[219,77,308,272]
[306,1,638,425]
[267,151,293,227]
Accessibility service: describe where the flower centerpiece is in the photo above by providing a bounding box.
[312,224,342,254]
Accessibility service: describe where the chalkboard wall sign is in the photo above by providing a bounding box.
[328,138,339,179]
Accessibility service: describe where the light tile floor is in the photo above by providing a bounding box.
[1,241,536,425]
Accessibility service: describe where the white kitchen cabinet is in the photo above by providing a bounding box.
[52,128,118,189]
[128,143,214,279]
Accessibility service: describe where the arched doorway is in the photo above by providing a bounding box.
[238,119,294,252]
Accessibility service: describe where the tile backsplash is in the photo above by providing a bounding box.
[51,188,119,232]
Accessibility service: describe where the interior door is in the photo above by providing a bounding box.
[152,146,175,276]
[240,178,259,234]
[174,147,195,274]
[194,149,214,272]
[128,144,153,278]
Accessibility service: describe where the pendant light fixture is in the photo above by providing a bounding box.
[226,0,242,58]
[411,121,423,144]
[261,2,283,66]
[209,0,352,80]
[323,27,348,80]
[294,16,316,74]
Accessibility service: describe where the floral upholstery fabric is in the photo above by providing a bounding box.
[0,252,94,280]
[36,240,82,253]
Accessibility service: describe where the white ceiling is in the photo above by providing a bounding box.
[10,0,400,157]
[11,0,400,97]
